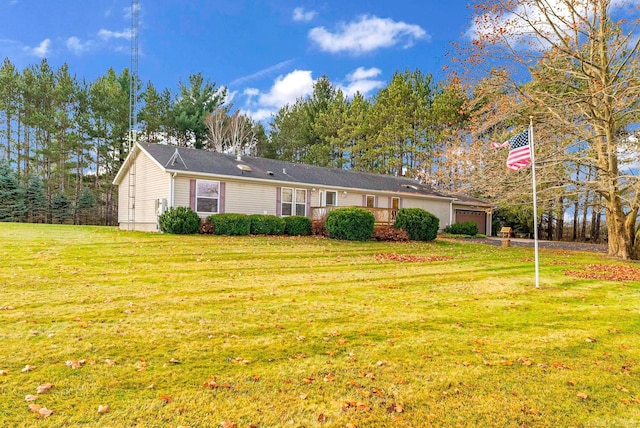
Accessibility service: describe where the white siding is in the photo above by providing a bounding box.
[118,151,170,227]
[226,181,278,215]
[174,176,283,216]
[401,197,451,230]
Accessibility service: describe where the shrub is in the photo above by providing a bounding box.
[325,207,375,241]
[209,213,251,236]
[444,221,479,236]
[249,214,286,235]
[199,218,214,234]
[372,227,409,242]
[158,206,201,234]
[312,216,328,237]
[394,208,439,241]
[283,216,312,236]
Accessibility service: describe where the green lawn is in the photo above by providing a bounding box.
[0,223,639,427]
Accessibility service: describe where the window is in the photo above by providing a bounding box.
[281,187,307,216]
[295,189,306,216]
[196,180,219,214]
[366,195,375,208]
[325,190,337,207]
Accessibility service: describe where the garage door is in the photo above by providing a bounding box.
[455,210,486,235]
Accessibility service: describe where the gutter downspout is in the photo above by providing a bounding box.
[449,200,453,229]
[170,172,177,208]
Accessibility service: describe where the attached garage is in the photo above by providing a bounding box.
[455,209,487,235]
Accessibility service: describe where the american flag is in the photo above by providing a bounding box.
[492,130,531,171]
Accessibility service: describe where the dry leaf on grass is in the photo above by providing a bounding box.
[29,404,54,418]
[577,392,589,400]
[317,413,326,422]
[25,395,38,402]
[221,422,237,428]
[0,369,8,375]
[159,394,173,404]
[105,358,116,366]
[66,359,86,369]
[21,365,35,373]
[565,264,640,281]
[36,383,54,394]
[375,253,454,263]
[98,404,110,414]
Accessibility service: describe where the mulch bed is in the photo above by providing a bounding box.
[375,253,454,263]
[564,264,640,281]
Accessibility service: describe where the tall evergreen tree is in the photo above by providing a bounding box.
[76,186,95,225]
[51,192,71,224]
[24,175,46,223]
[0,160,25,221]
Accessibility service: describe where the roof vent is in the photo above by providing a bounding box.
[404,184,418,190]
[266,170,274,176]
[282,168,287,175]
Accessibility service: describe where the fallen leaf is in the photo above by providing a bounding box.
[0,369,8,375]
[356,402,371,412]
[553,362,570,370]
[324,374,335,382]
[221,422,237,428]
[337,338,349,345]
[567,380,577,386]
[303,377,315,384]
[160,394,173,404]
[616,385,630,393]
[38,407,54,418]
[28,404,42,413]
[299,393,308,400]
[586,337,597,343]
[25,395,38,402]
[36,383,54,394]
[105,359,116,366]
[576,392,588,400]
[98,404,110,414]
[317,413,326,422]
[146,384,155,389]
[346,424,357,428]
[296,336,306,341]
[66,360,85,369]
[21,365,36,373]
[169,358,181,364]
[1,305,15,310]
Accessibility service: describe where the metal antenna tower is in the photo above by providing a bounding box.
[127,0,139,230]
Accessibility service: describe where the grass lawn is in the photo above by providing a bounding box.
[0,223,639,427]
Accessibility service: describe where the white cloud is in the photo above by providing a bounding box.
[258,70,314,108]
[339,66,384,97]
[98,28,132,41]
[243,70,315,121]
[66,36,93,55]
[309,15,428,54]
[293,7,317,22]
[26,39,51,58]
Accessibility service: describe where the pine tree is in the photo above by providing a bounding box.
[51,193,71,224]
[76,186,95,225]
[24,175,46,223]
[0,161,26,221]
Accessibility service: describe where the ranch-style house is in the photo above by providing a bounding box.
[113,143,493,234]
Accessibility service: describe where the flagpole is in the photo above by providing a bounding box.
[529,116,540,289]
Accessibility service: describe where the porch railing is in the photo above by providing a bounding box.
[311,206,397,227]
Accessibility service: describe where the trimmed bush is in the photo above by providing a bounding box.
[209,213,251,235]
[158,206,201,234]
[372,227,409,242]
[393,208,439,241]
[444,221,479,236]
[325,207,375,241]
[249,214,286,235]
[283,216,312,236]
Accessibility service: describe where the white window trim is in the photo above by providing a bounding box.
[281,187,307,217]
[325,190,338,207]
[365,194,375,208]
[196,179,220,215]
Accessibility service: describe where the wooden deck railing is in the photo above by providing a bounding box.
[311,206,398,227]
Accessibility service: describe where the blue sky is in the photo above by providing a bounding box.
[1,0,474,121]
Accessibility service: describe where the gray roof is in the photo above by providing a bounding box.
[138,142,452,199]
